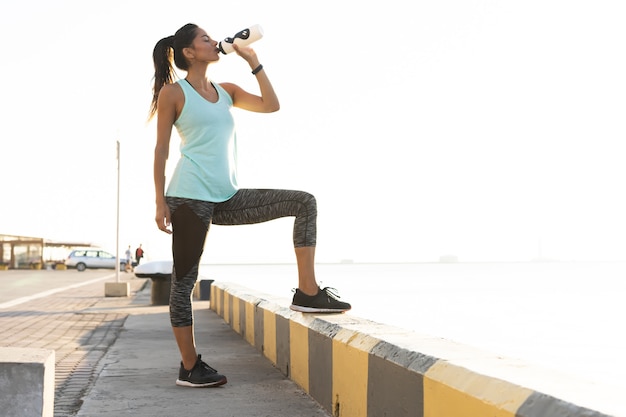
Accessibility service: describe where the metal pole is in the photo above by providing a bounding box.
[115,140,120,283]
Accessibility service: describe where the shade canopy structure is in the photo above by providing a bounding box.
[0,234,93,269]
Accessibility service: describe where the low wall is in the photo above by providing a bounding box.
[210,282,619,417]
[0,347,55,417]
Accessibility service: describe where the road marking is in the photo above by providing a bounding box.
[0,274,116,309]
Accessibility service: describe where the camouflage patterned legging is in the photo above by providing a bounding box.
[166,189,317,327]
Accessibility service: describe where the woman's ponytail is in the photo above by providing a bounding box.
[148,24,199,120]
[149,35,175,120]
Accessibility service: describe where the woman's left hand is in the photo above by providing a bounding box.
[232,44,260,68]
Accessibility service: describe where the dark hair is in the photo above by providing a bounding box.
[148,23,199,120]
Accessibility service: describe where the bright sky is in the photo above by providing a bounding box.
[1,1,625,263]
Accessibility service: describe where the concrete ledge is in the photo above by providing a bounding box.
[0,347,55,417]
[211,282,620,417]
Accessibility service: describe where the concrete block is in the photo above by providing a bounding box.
[134,261,172,305]
[0,347,55,417]
[104,282,130,297]
[150,276,171,305]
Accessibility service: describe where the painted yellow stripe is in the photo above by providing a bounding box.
[223,292,231,325]
[289,320,309,392]
[263,309,277,365]
[211,286,221,314]
[332,329,380,417]
[232,295,241,334]
[244,300,255,345]
[424,360,533,417]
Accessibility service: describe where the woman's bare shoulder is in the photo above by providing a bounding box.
[218,82,239,95]
[160,82,183,98]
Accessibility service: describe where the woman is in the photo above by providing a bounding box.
[149,23,351,388]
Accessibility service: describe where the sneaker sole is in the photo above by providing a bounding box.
[290,305,350,313]
[176,377,227,388]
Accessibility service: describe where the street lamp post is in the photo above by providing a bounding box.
[115,140,120,284]
[105,139,129,297]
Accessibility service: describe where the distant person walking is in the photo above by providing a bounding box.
[135,244,144,265]
[124,245,132,272]
[149,23,351,388]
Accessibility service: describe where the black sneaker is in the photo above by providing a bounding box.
[176,354,227,387]
[290,287,351,313]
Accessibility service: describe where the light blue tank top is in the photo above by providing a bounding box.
[166,79,238,202]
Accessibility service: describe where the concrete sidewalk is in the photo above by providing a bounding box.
[0,271,329,417]
[76,282,330,417]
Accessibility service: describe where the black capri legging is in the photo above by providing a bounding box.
[166,189,317,327]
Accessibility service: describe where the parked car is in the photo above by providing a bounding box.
[65,249,127,272]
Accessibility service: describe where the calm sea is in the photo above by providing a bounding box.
[200,261,626,391]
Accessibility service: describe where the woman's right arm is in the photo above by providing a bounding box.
[153,84,179,234]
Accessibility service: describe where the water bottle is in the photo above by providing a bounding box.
[218,24,264,54]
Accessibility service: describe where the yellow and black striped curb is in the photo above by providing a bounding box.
[210,282,619,417]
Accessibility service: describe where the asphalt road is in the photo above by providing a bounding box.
[0,269,131,307]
